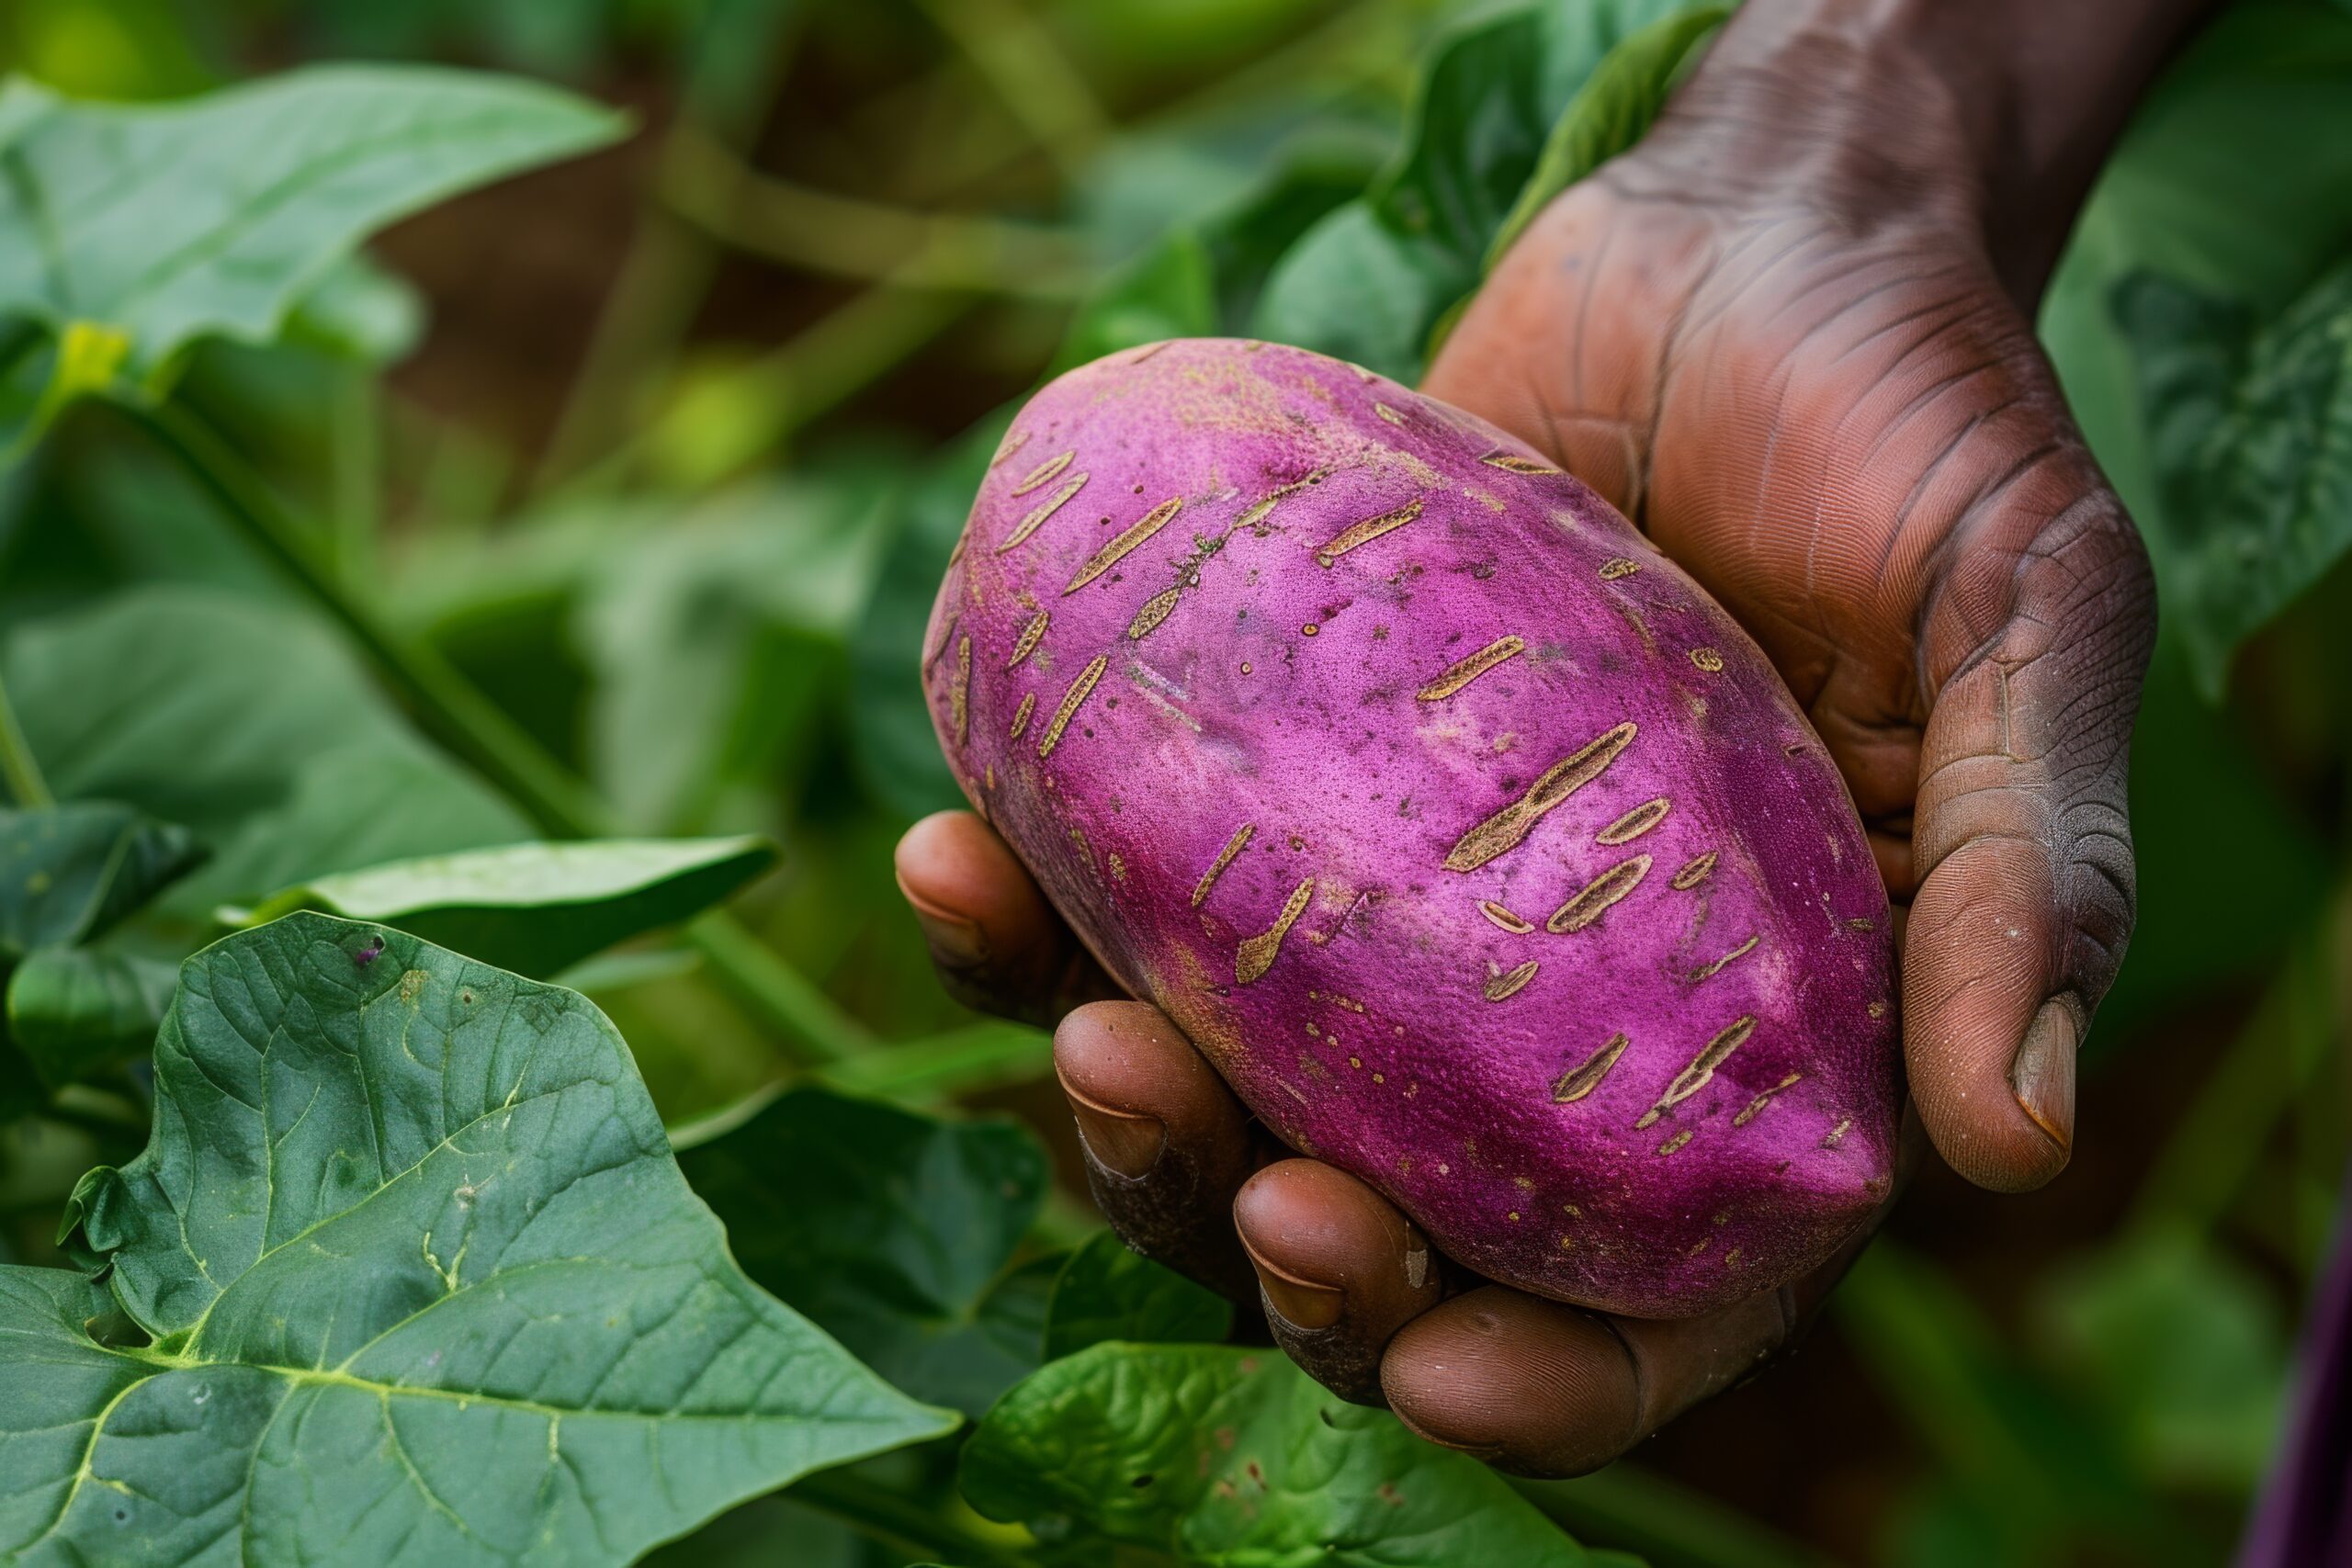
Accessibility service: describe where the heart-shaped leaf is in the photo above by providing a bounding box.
[0,803,201,960]
[1043,1230,1231,1360]
[0,67,626,382]
[960,1343,1600,1566]
[228,836,779,978]
[677,1085,1049,1416]
[0,913,952,1565]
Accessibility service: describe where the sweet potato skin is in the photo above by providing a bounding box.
[925,338,1898,1318]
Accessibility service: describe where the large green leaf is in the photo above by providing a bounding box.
[0,802,200,959]
[0,67,625,380]
[1,913,952,1565]
[5,942,177,1088]
[228,835,779,979]
[2115,263,2352,696]
[2038,0,2352,659]
[1043,1230,1232,1360]
[677,1085,1049,1416]
[0,587,531,924]
[960,1344,1600,1566]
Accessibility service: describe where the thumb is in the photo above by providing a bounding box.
[1903,459,2155,1192]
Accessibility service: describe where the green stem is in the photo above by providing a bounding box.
[0,668,52,807]
[787,1469,1038,1568]
[100,392,870,1066]
[662,127,1091,299]
[686,915,871,1064]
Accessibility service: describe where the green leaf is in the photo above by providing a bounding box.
[0,586,532,924]
[5,942,177,1087]
[0,66,626,382]
[1251,0,1720,382]
[578,476,893,832]
[1053,128,1390,371]
[678,1086,1050,1416]
[0,802,200,959]
[4,912,952,1564]
[2115,263,2352,695]
[960,1344,1600,1566]
[2038,0,2352,615]
[1482,7,1728,273]
[228,836,779,979]
[286,250,426,365]
[2030,1226,2290,1492]
[1044,1231,1232,1360]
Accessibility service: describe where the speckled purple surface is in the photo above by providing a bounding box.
[924,339,1898,1318]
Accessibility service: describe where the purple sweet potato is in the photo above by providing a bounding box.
[922,338,1898,1318]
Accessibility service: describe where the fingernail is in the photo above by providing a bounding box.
[2011,998,2079,1153]
[1068,1097,1165,1179]
[899,878,987,970]
[1239,1240,1345,1331]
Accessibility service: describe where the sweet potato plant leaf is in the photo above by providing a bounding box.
[229,836,778,979]
[5,942,177,1087]
[3,913,952,1565]
[677,1085,1049,1416]
[0,66,626,381]
[285,250,426,365]
[1480,6,1728,274]
[0,802,201,959]
[2038,0,2352,566]
[2116,263,2352,697]
[960,1344,1599,1566]
[0,587,531,925]
[1043,1231,1231,1360]
[1252,0,1713,382]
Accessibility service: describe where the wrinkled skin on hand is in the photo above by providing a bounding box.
[898,81,2154,1474]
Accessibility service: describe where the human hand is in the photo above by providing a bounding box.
[898,0,2182,1473]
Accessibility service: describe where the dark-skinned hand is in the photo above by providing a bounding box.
[896,0,2181,1475]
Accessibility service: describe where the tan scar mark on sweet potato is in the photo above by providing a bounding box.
[990,427,1030,467]
[1634,1015,1758,1128]
[1010,450,1074,495]
[949,637,971,744]
[1485,960,1539,1002]
[1481,453,1558,474]
[1006,609,1050,668]
[1009,691,1036,739]
[1671,851,1718,889]
[1550,1032,1628,1103]
[1599,557,1641,580]
[1478,900,1534,934]
[1596,797,1669,845]
[1314,498,1424,567]
[1067,497,1182,594]
[1690,935,1759,981]
[1192,823,1255,908]
[1237,876,1316,984]
[1732,1072,1803,1128]
[1128,587,1182,639]
[1037,653,1109,758]
[1444,721,1637,872]
[1546,854,1652,934]
[999,474,1087,552]
[1417,636,1525,700]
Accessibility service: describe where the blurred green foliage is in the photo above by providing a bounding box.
[0,0,2346,1563]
